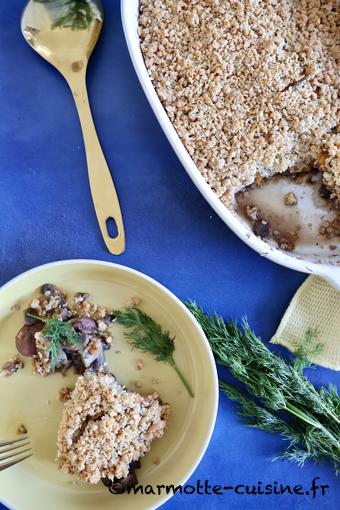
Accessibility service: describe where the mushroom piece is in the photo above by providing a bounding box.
[40,283,58,295]
[60,306,73,321]
[15,322,44,357]
[89,350,107,372]
[80,339,105,370]
[73,317,97,334]
[55,349,71,371]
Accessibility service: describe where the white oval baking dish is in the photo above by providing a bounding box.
[121,0,340,289]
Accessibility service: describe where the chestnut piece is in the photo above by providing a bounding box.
[16,322,44,357]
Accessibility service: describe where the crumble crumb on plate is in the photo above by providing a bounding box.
[0,356,24,377]
[57,386,73,403]
[16,423,28,435]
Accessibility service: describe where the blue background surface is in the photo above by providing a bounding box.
[0,1,338,509]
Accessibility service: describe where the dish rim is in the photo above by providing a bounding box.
[0,258,219,510]
[121,0,340,289]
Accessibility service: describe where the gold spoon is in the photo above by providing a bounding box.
[21,0,125,254]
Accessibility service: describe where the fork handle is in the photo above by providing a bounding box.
[67,71,125,255]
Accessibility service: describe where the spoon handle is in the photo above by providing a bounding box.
[68,72,125,255]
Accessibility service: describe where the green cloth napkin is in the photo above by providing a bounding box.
[271,276,340,370]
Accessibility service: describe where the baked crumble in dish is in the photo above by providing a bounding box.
[15,284,115,375]
[56,371,169,485]
[139,0,339,208]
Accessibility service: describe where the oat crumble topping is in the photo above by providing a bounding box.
[56,371,169,484]
[139,0,339,205]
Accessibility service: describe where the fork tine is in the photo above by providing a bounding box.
[0,441,30,454]
[0,435,29,447]
[0,447,32,463]
[0,453,32,472]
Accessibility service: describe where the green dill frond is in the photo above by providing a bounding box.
[33,0,97,30]
[114,308,175,362]
[293,329,323,372]
[46,339,60,371]
[28,314,81,370]
[43,318,81,370]
[114,308,194,398]
[185,301,340,474]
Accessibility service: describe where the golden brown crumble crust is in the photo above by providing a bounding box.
[56,372,169,484]
[139,0,339,205]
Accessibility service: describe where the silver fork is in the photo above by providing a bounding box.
[0,435,32,471]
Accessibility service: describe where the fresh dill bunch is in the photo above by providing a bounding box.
[33,0,97,30]
[185,301,340,474]
[293,328,323,372]
[28,314,80,370]
[114,308,194,398]
[219,381,303,440]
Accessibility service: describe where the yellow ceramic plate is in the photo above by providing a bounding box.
[0,260,218,510]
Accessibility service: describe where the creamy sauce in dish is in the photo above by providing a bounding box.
[237,172,339,256]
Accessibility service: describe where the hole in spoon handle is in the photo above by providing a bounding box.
[102,215,125,255]
[106,217,119,239]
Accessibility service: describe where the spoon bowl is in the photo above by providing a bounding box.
[21,0,102,76]
[21,0,125,255]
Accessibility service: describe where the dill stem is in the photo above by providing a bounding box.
[27,313,47,323]
[286,403,340,449]
[168,357,194,398]
[318,403,340,428]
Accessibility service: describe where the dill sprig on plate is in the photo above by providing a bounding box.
[33,0,96,30]
[114,308,194,398]
[28,314,80,370]
[185,301,340,474]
